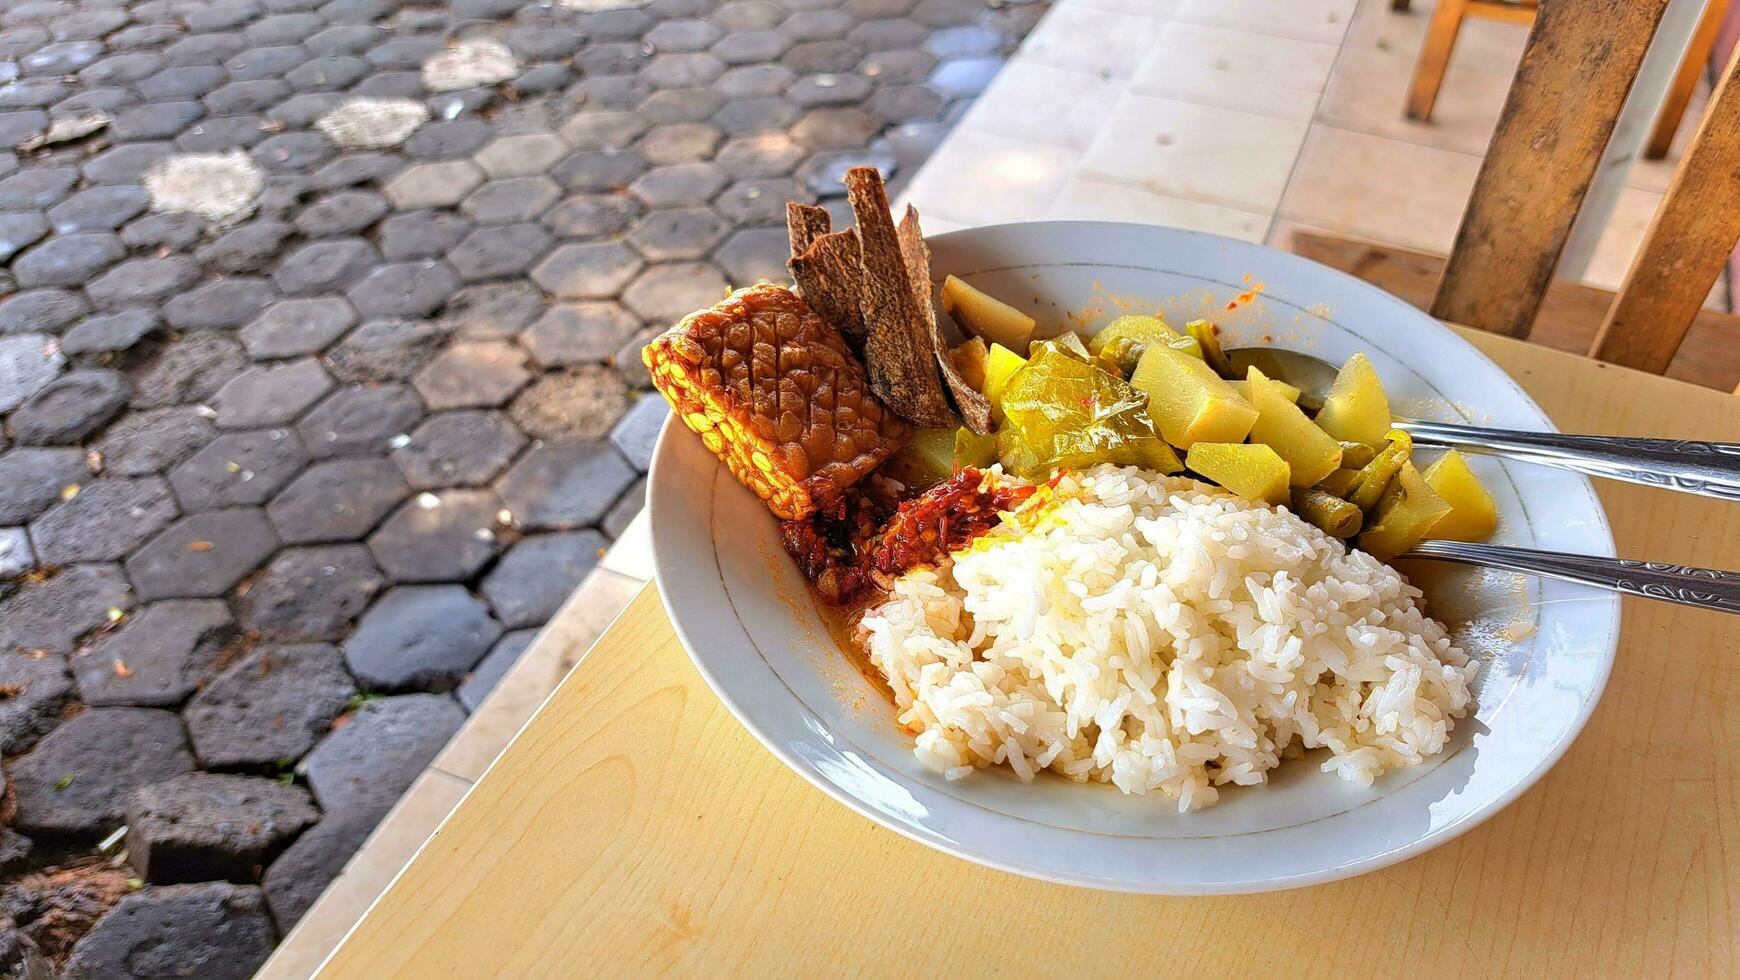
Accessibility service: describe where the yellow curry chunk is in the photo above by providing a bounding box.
[1186,443,1290,505]
[1128,344,1258,449]
[1359,461,1452,560]
[1087,314,1203,360]
[1315,353,1392,447]
[941,275,1036,353]
[1422,449,1498,541]
[1245,366,1342,487]
[1230,376,1301,405]
[885,426,957,489]
[954,427,998,469]
[982,342,1027,421]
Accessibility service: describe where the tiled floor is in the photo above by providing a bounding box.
[902,0,1719,300]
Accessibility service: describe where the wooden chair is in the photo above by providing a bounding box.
[1303,2,1740,391]
[1399,0,1730,158]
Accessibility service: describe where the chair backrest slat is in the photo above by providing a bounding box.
[1592,45,1740,374]
[1431,0,1670,338]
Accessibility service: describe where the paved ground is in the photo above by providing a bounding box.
[0,0,1048,971]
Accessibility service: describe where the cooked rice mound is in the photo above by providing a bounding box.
[860,465,1476,811]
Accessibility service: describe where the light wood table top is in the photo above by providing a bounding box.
[321,331,1738,978]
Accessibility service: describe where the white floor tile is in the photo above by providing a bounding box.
[958,59,1129,150]
[1280,124,1480,255]
[1049,175,1273,242]
[1078,93,1309,212]
[1017,3,1175,80]
[1131,22,1338,122]
[1175,0,1359,46]
[899,128,1076,225]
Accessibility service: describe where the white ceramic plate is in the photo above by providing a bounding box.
[649,221,1620,894]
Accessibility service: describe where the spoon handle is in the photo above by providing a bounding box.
[1405,540,1740,614]
[1395,419,1740,501]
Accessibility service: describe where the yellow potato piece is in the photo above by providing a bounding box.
[1086,314,1203,359]
[1230,377,1301,404]
[941,275,1036,353]
[1128,344,1258,449]
[1315,353,1392,447]
[886,426,957,489]
[1422,449,1498,541]
[982,342,1026,421]
[1245,367,1342,487]
[1359,461,1452,560]
[1186,442,1290,505]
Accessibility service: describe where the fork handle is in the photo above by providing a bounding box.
[1395,419,1740,501]
[1405,540,1740,614]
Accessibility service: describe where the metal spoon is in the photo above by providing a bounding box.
[1226,347,1740,502]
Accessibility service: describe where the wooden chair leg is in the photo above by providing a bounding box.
[1406,0,1469,122]
[1645,0,1731,159]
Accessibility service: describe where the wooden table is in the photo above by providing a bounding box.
[322,332,1738,978]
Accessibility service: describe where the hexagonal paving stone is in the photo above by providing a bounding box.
[8,368,127,445]
[124,773,318,884]
[480,529,606,629]
[46,185,150,234]
[294,188,389,236]
[509,365,633,441]
[715,131,806,177]
[445,222,553,282]
[609,393,670,472]
[714,225,791,284]
[0,562,134,656]
[548,147,647,193]
[233,545,384,643]
[496,439,636,530]
[167,428,308,512]
[267,457,409,544]
[0,447,90,524]
[252,129,338,174]
[530,241,643,300]
[0,212,48,264]
[601,476,646,538]
[342,588,501,691]
[309,151,402,189]
[541,193,642,238]
[717,63,793,99]
[557,110,647,150]
[72,599,235,708]
[379,208,474,261]
[164,277,277,331]
[473,132,567,178]
[197,221,295,274]
[84,142,178,184]
[88,254,202,308]
[9,707,194,836]
[184,642,349,775]
[240,296,358,359]
[12,232,126,288]
[274,237,380,294]
[639,87,726,125]
[28,476,179,565]
[0,287,88,333]
[0,650,75,755]
[458,176,560,225]
[456,628,534,711]
[383,159,484,209]
[521,301,644,367]
[439,281,545,339]
[212,358,335,429]
[625,206,728,262]
[716,176,802,223]
[90,408,214,479]
[125,509,280,601]
[127,333,249,409]
[0,333,63,413]
[411,340,531,411]
[367,488,504,582]
[792,107,879,149]
[324,318,449,383]
[391,410,526,490]
[301,692,465,812]
[295,383,421,457]
[627,161,728,208]
[346,260,459,318]
[621,261,731,324]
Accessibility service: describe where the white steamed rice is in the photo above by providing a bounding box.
[859,464,1475,811]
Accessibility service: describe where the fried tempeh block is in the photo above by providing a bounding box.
[644,283,911,521]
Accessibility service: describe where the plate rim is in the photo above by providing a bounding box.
[649,219,1621,894]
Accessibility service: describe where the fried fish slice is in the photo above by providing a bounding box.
[644,283,911,521]
[844,167,957,428]
[789,228,866,349]
[896,204,993,435]
[786,202,832,257]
